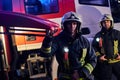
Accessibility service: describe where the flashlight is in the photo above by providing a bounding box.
[64,47,69,60]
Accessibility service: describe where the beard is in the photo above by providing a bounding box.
[64,29,77,38]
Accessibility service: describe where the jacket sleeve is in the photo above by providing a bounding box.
[117,31,120,54]
[40,36,58,57]
[92,34,101,57]
[80,39,97,78]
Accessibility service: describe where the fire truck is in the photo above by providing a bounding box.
[0,0,120,80]
[0,11,60,80]
[10,0,120,41]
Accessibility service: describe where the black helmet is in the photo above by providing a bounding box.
[61,11,82,33]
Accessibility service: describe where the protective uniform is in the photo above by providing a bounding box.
[92,14,120,80]
[0,39,6,80]
[41,11,97,80]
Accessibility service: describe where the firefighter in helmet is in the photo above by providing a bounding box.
[92,14,120,80]
[40,11,97,80]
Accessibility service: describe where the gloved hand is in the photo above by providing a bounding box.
[46,28,58,37]
[42,28,58,48]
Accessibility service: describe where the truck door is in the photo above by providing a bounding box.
[74,0,110,37]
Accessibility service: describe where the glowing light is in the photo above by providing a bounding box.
[96,37,100,42]
[64,47,69,52]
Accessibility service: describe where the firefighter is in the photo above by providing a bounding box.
[40,11,97,80]
[92,14,120,80]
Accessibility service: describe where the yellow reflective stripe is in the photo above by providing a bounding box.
[84,63,93,74]
[80,48,87,66]
[95,52,100,56]
[62,76,71,79]
[114,40,118,55]
[59,73,71,79]
[64,60,69,70]
[108,59,120,63]
[78,78,84,80]
[41,47,51,53]
[82,48,87,57]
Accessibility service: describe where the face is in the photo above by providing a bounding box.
[102,20,111,30]
[65,21,77,37]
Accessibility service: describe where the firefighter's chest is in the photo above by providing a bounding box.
[57,39,84,59]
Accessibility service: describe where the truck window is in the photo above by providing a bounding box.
[24,0,59,15]
[78,0,120,23]
[78,0,109,6]
[110,0,120,23]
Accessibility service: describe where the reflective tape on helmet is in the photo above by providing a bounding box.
[61,11,82,25]
[84,63,93,74]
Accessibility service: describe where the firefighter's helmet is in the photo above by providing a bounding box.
[100,14,114,28]
[61,11,82,33]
